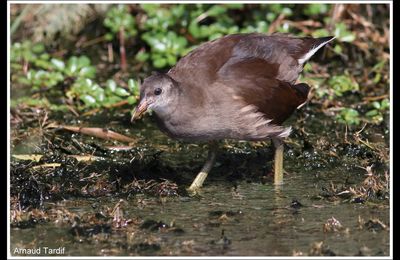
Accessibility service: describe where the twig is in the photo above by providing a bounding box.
[47,124,136,143]
[268,13,285,34]
[80,35,107,48]
[66,105,80,117]
[355,123,368,136]
[108,43,114,63]
[104,100,130,108]
[362,94,389,102]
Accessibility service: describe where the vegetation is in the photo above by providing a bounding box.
[10,3,389,127]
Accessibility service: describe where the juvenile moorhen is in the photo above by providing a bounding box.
[132,33,334,193]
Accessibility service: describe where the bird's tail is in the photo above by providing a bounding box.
[298,36,336,65]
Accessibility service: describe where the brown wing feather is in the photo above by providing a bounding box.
[220,76,308,125]
[168,34,243,85]
[169,33,330,86]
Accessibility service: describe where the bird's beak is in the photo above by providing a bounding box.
[131,99,149,122]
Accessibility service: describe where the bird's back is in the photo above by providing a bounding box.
[169,33,333,85]
[163,33,333,140]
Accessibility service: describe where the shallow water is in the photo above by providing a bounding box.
[10,114,390,256]
[10,169,389,256]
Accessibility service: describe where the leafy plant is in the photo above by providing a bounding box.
[11,41,139,110]
[67,78,138,109]
[21,70,64,91]
[334,22,356,42]
[104,4,137,71]
[127,79,140,105]
[60,56,96,78]
[103,5,137,40]
[336,108,361,125]
[139,4,246,68]
[188,4,243,40]
[365,99,389,124]
[139,4,189,68]
[141,31,188,68]
[328,73,359,98]
[14,53,96,91]
[304,4,329,16]
[11,41,49,70]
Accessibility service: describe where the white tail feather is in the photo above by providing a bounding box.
[298,36,336,65]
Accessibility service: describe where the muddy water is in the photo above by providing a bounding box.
[10,113,390,256]
[10,176,389,256]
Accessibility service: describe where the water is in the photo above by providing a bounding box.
[10,114,390,256]
[10,174,389,256]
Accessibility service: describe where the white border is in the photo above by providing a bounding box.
[7,1,393,259]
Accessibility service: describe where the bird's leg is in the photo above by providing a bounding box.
[272,138,284,185]
[187,141,218,194]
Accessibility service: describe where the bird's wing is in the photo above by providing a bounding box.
[168,34,243,85]
[169,33,333,85]
[218,33,334,84]
[218,76,308,126]
[215,34,334,123]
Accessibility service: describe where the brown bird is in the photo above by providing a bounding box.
[132,33,334,193]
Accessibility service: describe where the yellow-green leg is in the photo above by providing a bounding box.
[187,142,218,194]
[273,138,284,185]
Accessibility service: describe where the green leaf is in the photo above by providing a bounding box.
[128,79,137,93]
[334,22,356,42]
[207,5,227,17]
[115,87,130,96]
[106,80,117,92]
[340,34,356,42]
[77,56,91,68]
[328,74,359,97]
[225,3,243,9]
[266,13,277,22]
[380,99,389,110]
[333,44,342,54]
[153,57,167,68]
[127,95,137,105]
[372,101,381,110]
[336,108,360,125]
[303,63,312,72]
[51,58,65,71]
[141,3,161,14]
[79,66,96,78]
[305,4,328,16]
[39,53,50,60]
[136,51,149,62]
[189,21,201,38]
[67,56,78,74]
[366,110,378,117]
[34,60,52,70]
[312,28,330,38]
[105,33,114,41]
[94,90,105,102]
[32,43,45,53]
[281,7,293,16]
[80,94,97,105]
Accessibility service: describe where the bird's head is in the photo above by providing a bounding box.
[131,73,180,121]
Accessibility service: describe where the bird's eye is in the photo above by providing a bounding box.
[154,88,162,95]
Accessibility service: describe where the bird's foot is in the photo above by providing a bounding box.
[186,171,208,196]
[272,138,284,185]
[186,186,202,197]
[186,141,218,196]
